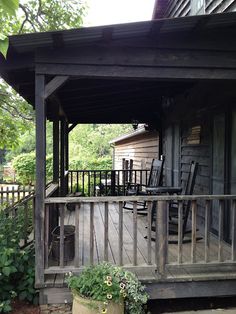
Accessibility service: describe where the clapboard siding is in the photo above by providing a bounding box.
[180,119,212,226]
[113,131,159,171]
[164,0,191,17]
[162,0,236,18]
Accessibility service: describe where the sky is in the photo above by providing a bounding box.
[83,0,156,27]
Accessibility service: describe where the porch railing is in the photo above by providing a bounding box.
[43,194,236,283]
[0,185,34,207]
[68,169,150,196]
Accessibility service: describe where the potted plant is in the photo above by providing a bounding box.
[66,262,148,314]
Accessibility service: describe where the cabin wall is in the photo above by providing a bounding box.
[162,0,236,18]
[163,81,236,240]
[113,131,159,170]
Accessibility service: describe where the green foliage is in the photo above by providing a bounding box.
[0,208,37,313]
[0,0,86,148]
[0,0,18,57]
[66,262,148,314]
[69,124,132,169]
[12,152,53,185]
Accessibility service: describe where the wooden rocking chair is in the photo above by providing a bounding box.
[123,158,164,211]
[148,161,199,243]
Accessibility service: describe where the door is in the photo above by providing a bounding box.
[165,124,180,186]
[212,114,225,234]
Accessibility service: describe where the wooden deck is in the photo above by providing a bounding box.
[45,202,235,287]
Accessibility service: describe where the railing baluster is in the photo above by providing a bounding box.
[147,201,152,265]
[70,171,73,193]
[17,186,20,202]
[76,171,79,192]
[90,202,94,265]
[45,204,49,269]
[99,171,102,196]
[218,200,224,262]
[119,201,123,266]
[6,187,9,204]
[104,202,109,261]
[24,202,29,245]
[75,204,80,267]
[1,186,3,205]
[178,201,183,264]
[133,201,138,266]
[232,200,236,261]
[82,171,85,195]
[117,171,120,195]
[93,171,96,197]
[191,200,197,264]
[155,201,159,268]
[59,204,65,267]
[205,200,210,263]
[12,186,14,205]
[88,171,91,196]
[157,200,168,276]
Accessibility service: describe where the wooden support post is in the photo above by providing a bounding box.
[65,122,69,195]
[60,119,65,196]
[53,104,60,183]
[157,200,168,277]
[35,74,46,287]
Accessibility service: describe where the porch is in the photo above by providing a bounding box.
[40,192,236,303]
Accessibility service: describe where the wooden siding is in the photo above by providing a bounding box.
[161,0,236,18]
[113,131,159,171]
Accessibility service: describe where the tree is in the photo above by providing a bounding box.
[0,0,19,58]
[0,0,86,149]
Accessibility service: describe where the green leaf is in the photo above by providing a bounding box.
[2,266,11,276]
[0,36,9,58]
[0,0,19,16]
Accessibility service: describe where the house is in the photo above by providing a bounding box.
[110,125,159,184]
[1,4,236,305]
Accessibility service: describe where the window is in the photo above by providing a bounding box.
[186,125,201,145]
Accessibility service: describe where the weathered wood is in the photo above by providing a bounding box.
[36,47,236,70]
[45,76,69,99]
[35,74,46,287]
[191,200,197,263]
[53,105,60,183]
[157,200,168,276]
[118,201,123,266]
[177,201,183,264]
[36,62,236,81]
[218,200,224,262]
[45,194,236,204]
[133,201,138,266]
[74,204,80,267]
[147,201,152,265]
[232,200,236,261]
[44,204,49,269]
[90,202,94,265]
[104,202,109,261]
[60,119,65,196]
[59,204,65,268]
[205,200,211,263]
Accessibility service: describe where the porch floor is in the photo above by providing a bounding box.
[45,202,234,288]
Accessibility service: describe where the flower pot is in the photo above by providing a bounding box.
[72,294,124,314]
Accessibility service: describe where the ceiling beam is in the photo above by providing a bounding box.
[45,75,69,99]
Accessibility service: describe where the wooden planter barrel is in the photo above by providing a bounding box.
[72,294,124,314]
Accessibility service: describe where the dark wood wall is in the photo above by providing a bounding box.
[162,0,236,18]
[113,131,159,170]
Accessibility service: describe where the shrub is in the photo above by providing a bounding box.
[12,152,53,185]
[0,208,38,313]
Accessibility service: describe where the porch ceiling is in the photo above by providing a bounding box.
[1,12,236,123]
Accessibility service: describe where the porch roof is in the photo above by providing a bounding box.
[1,12,236,123]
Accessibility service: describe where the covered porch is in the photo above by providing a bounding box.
[1,12,236,303]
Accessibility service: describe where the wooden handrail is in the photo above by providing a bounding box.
[45,194,236,204]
